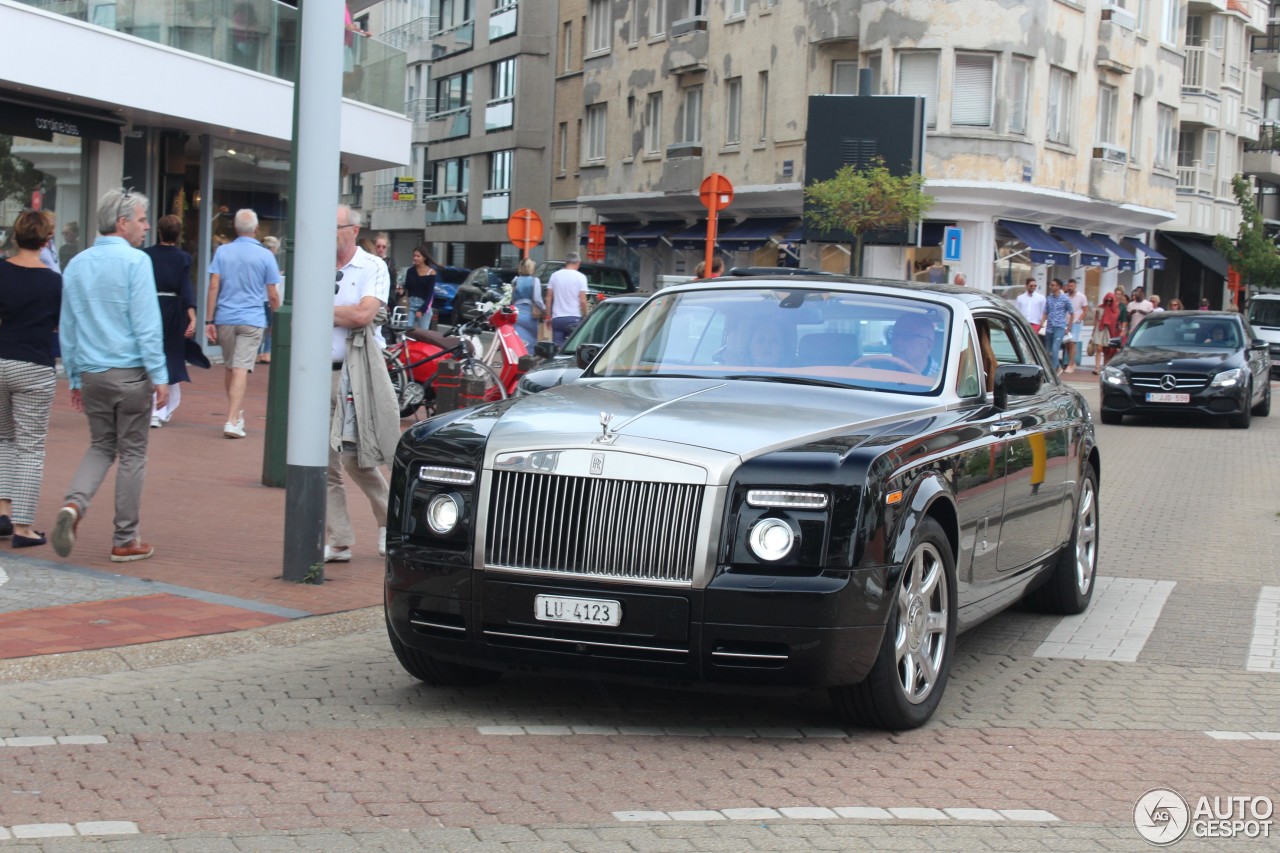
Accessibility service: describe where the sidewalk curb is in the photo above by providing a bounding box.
[0,606,383,685]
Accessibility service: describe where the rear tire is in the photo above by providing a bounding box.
[1028,465,1098,615]
[387,617,501,687]
[830,516,956,730]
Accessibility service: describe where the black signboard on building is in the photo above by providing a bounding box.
[0,101,123,144]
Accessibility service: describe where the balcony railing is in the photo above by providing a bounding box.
[426,193,468,224]
[481,190,510,221]
[489,3,517,41]
[405,98,438,124]
[430,106,471,141]
[381,15,436,51]
[1177,161,1216,195]
[1252,22,1280,51]
[1183,45,1224,94]
[431,19,474,59]
[1246,124,1280,151]
[16,0,406,112]
[485,98,514,131]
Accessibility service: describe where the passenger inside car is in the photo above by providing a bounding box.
[720,317,795,367]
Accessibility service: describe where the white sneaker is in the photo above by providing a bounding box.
[223,422,246,438]
[150,416,162,429]
[236,410,245,430]
[323,545,352,563]
[378,527,387,556]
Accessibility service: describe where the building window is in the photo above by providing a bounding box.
[435,0,473,31]
[727,0,745,19]
[861,52,882,95]
[1161,0,1178,45]
[562,21,573,72]
[758,71,769,141]
[436,70,473,112]
[1130,95,1143,164]
[676,85,702,143]
[649,0,666,36]
[1007,55,1030,134]
[1156,103,1176,170]
[725,77,742,145]
[897,51,939,128]
[952,53,995,128]
[1096,83,1118,146]
[833,60,859,94]
[433,156,469,194]
[585,103,607,161]
[492,58,515,100]
[488,150,512,191]
[588,0,610,54]
[644,92,663,154]
[558,122,568,173]
[1046,66,1074,145]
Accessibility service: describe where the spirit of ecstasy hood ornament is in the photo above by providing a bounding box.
[596,411,617,444]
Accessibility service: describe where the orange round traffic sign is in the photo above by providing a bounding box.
[507,208,543,249]
[699,173,734,212]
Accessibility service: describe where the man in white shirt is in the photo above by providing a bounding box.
[546,252,589,347]
[1014,278,1046,331]
[1064,278,1089,371]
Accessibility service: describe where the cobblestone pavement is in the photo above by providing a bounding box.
[0,382,1278,852]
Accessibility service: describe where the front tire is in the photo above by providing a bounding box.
[830,516,956,730]
[387,618,501,687]
[1252,380,1271,417]
[1230,384,1253,429]
[1028,465,1098,615]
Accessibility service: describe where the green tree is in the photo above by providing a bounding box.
[803,158,934,276]
[0,136,42,207]
[1214,174,1280,293]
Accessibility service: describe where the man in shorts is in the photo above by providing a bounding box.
[205,209,280,438]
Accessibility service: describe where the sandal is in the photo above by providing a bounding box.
[13,531,47,548]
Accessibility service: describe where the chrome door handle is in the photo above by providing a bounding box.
[991,420,1021,436]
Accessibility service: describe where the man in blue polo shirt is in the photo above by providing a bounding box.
[205,209,280,438]
[1040,278,1074,375]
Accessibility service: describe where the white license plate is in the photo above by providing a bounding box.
[535,594,622,627]
[1146,392,1190,403]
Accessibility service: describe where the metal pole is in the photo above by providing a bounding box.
[282,0,344,584]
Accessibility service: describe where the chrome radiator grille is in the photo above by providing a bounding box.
[485,470,704,584]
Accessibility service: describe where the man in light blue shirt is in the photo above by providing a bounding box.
[205,208,281,438]
[52,189,169,564]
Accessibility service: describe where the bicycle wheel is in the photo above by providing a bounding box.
[385,349,424,418]
[459,358,508,403]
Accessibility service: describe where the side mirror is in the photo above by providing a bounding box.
[576,343,603,370]
[993,364,1044,410]
[1251,339,1269,351]
[534,340,557,360]
[1108,336,1124,349]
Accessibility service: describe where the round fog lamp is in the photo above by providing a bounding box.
[426,494,462,535]
[748,518,795,562]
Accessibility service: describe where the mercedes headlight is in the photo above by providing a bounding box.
[747,518,796,562]
[1100,366,1128,386]
[1210,367,1247,388]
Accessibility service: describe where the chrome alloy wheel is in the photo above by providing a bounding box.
[1074,478,1098,596]
[894,542,949,705]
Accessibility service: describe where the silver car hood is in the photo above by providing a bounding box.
[486,377,945,462]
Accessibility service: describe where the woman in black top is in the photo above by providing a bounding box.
[0,210,63,547]
[142,215,197,427]
[404,243,438,329]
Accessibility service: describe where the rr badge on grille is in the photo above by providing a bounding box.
[590,452,605,476]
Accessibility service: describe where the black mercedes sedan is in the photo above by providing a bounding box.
[1099,311,1271,428]
[385,277,1100,730]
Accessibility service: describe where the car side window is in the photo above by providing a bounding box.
[979,315,1022,364]
[1007,321,1055,385]
[955,323,982,398]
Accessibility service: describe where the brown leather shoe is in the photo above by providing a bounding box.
[110,539,155,562]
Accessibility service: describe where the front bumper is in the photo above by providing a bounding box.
[1099,382,1248,419]
[385,553,889,690]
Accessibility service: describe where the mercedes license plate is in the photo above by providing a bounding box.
[1146,392,1190,403]
[535,594,622,627]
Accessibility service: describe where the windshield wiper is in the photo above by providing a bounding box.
[723,373,851,389]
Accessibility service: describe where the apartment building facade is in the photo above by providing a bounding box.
[1,0,410,326]
[542,0,1266,310]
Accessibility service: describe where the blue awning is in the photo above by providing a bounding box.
[780,224,805,244]
[1122,237,1167,271]
[717,217,798,251]
[670,220,711,250]
[997,220,1072,267]
[578,221,639,246]
[1049,228,1109,268]
[619,220,682,248]
[1087,233,1137,272]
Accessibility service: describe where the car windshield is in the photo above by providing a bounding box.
[1247,298,1280,328]
[1128,315,1241,349]
[585,287,951,394]
[562,301,637,353]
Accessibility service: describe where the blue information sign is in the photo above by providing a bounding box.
[943,226,962,262]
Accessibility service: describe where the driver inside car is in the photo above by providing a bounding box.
[887,312,941,375]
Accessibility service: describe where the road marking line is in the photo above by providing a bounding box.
[75,822,140,836]
[0,566,8,588]
[477,725,847,738]
[4,822,141,839]
[1246,586,1280,673]
[612,806,1060,823]
[1206,731,1280,740]
[1034,577,1175,661]
[2,735,109,747]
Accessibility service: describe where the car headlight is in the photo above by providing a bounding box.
[1210,367,1247,388]
[1100,366,1128,386]
[747,518,796,562]
[425,493,463,535]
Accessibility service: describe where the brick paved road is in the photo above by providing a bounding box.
[0,383,1277,852]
